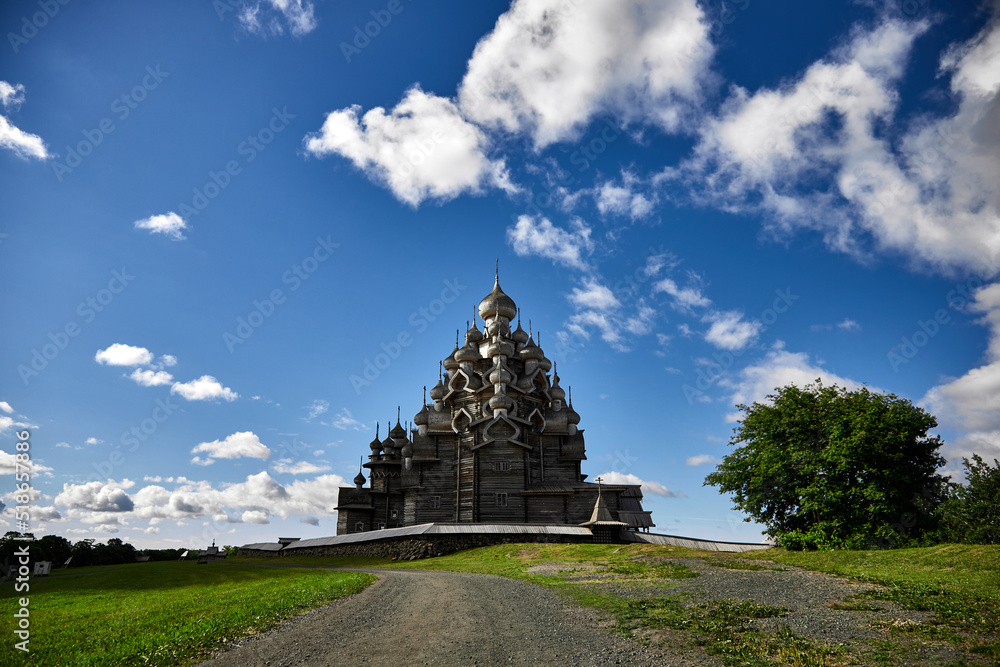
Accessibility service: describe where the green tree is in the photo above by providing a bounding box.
[705,381,948,549]
[937,455,1000,545]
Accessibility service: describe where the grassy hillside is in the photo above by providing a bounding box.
[0,560,374,666]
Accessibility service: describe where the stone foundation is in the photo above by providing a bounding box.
[238,532,592,561]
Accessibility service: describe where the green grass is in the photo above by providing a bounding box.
[0,560,374,666]
[743,544,1000,660]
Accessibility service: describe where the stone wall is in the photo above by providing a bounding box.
[237,532,592,561]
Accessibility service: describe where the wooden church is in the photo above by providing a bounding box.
[336,274,654,536]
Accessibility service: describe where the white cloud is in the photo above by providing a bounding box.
[702,310,761,350]
[272,459,331,475]
[685,454,721,466]
[158,354,178,367]
[507,215,594,270]
[922,282,1000,464]
[85,437,101,445]
[838,318,862,332]
[596,471,685,498]
[95,344,154,367]
[171,375,238,402]
[720,341,867,421]
[0,401,12,414]
[304,399,329,422]
[0,81,49,160]
[458,0,714,147]
[129,368,174,387]
[241,509,270,524]
[54,479,135,512]
[190,431,270,465]
[594,178,655,220]
[129,471,347,522]
[568,280,620,311]
[331,408,364,431]
[0,450,53,477]
[238,0,317,37]
[654,274,712,312]
[304,86,516,207]
[134,212,188,241]
[668,16,1000,276]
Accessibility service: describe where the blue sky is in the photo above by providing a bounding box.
[1,0,998,548]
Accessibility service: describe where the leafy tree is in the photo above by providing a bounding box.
[35,535,73,565]
[705,381,948,549]
[936,455,1000,545]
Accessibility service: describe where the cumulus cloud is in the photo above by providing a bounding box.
[171,375,238,402]
[594,176,655,220]
[654,273,712,312]
[190,431,270,465]
[0,450,53,477]
[666,15,1000,276]
[272,459,331,475]
[129,368,174,387]
[304,86,516,207]
[702,310,761,350]
[507,215,594,270]
[596,471,685,497]
[0,81,49,160]
[0,401,13,414]
[568,279,621,311]
[134,212,188,241]
[95,344,154,367]
[54,479,135,512]
[241,509,270,524]
[458,0,714,147]
[720,341,867,421]
[922,282,1000,464]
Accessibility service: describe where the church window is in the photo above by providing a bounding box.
[496,492,508,507]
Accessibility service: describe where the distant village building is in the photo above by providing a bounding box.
[336,274,654,535]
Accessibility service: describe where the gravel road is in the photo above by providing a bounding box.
[195,567,716,666]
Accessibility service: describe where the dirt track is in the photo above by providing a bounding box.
[195,567,712,666]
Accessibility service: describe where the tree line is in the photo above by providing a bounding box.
[0,534,235,568]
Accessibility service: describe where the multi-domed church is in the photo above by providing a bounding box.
[336,274,654,536]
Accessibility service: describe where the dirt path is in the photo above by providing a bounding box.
[195,568,715,666]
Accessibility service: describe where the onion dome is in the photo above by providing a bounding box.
[488,392,514,412]
[487,336,515,358]
[466,311,484,344]
[443,336,460,372]
[401,441,413,459]
[429,363,446,401]
[511,317,529,346]
[478,275,517,322]
[414,387,430,425]
[549,366,566,403]
[353,469,366,487]
[566,388,581,425]
[519,335,543,361]
[382,422,395,453]
[488,364,513,386]
[369,423,382,453]
[536,333,552,372]
[390,409,407,441]
[456,340,481,363]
